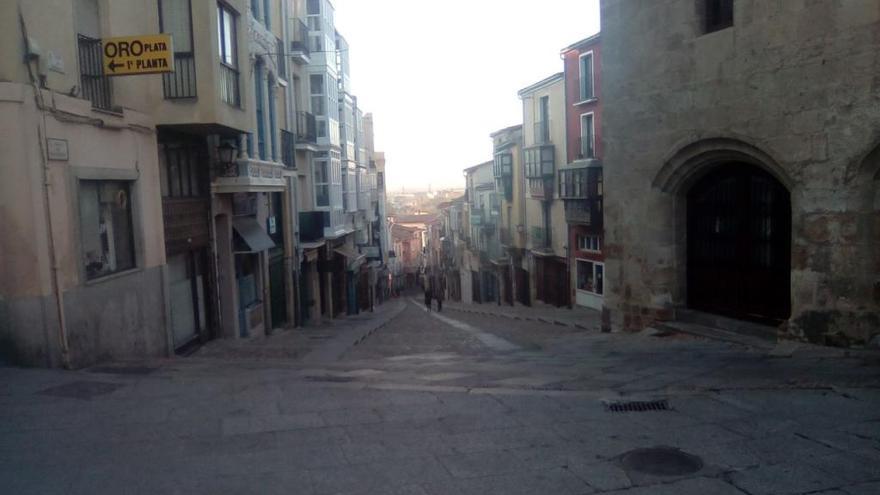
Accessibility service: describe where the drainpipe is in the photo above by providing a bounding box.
[20,7,71,368]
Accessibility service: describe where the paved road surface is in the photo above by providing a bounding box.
[2,297,879,494]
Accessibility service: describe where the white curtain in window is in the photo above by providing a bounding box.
[161,0,192,52]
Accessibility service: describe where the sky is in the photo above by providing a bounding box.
[332,0,601,193]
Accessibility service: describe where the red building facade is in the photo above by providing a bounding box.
[560,34,604,311]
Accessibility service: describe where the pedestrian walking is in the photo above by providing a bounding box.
[424,284,432,312]
[434,283,443,312]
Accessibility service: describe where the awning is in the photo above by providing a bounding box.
[334,246,365,270]
[232,217,276,253]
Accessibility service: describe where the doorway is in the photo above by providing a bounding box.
[687,163,791,323]
[168,250,209,351]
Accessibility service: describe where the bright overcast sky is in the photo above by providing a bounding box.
[333,0,601,192]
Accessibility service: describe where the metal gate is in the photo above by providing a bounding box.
[687,163,791,323]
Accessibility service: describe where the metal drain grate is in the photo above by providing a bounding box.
[605,399,669,412]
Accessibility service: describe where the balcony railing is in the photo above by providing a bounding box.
[534,120,551,145]
[289,19,311,64]
[77,35,112,110]
[212,159,284,193]
[163,52,197,99]
[281,129,295,168]
[219,63,240,106]
[564,197,603,229]
[580,135,596,159]
[530,226,547,248]
[296,111,317,144]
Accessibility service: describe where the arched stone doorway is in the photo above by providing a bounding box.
[686,162,792,324]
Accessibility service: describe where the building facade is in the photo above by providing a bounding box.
[561,35,604,311]
[601,0,880,343]
[0,0,390,367]
[519,74,570,308]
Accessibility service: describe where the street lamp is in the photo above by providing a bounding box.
[217,141,238,177]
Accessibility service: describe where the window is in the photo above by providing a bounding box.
[159,141,205,198]
[310,74,325,116]
[75,0,112,110]
[580,113,595,158]
[268,74,277,161]
[262,0,271,29]
[217,3,239,106]
[159,0,196,98]
[579,52,594,101]
[703,0,733,33]
[79,181,136,280]
[577,260,603,295]
[577,235,601,252]
[254,60,266,160]
[314,158,330,207]
[559,168,587,199]
[217,4,237,67]
[537,96,550,144]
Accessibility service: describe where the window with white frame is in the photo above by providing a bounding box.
[79,180,136,280]
[577,234,601,252]
[314,156,330,207]
[579,52,594,101]
[217,4,236,67]
[576,259,603,295]
[580,113,595,158]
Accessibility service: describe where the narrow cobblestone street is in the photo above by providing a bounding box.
[2,298,879,494]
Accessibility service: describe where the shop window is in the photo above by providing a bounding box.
[576,260,604,295]
[79,180,136,279]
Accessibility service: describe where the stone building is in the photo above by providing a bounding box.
[601,0,879,344]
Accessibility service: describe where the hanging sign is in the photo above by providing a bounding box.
[102,34,173,76]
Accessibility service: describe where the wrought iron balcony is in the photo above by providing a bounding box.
[219,63,240,107]
[77,35,113,110]
[163,52,197,99]
[289,19,311,65]
[296,111,317,145]
[533,120,551,145]
[281,129,295,168]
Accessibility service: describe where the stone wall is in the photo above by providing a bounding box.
[600,0,880,344]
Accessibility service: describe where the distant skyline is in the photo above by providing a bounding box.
[333,0,601,191]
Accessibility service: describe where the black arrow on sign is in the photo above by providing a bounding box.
[108,60,123,72]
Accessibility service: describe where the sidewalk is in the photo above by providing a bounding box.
[443,299,601,332]
[193,300,407,363]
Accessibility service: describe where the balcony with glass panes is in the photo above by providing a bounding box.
[559,165,603,230]
[524,144,556,199]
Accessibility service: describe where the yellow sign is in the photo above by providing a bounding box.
[102,34,173,76]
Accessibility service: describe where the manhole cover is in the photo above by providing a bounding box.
[620,447,703,476]
[39,381,124,400]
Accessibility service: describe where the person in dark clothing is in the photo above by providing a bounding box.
[434,283,443,312]
[424,285,432,311]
